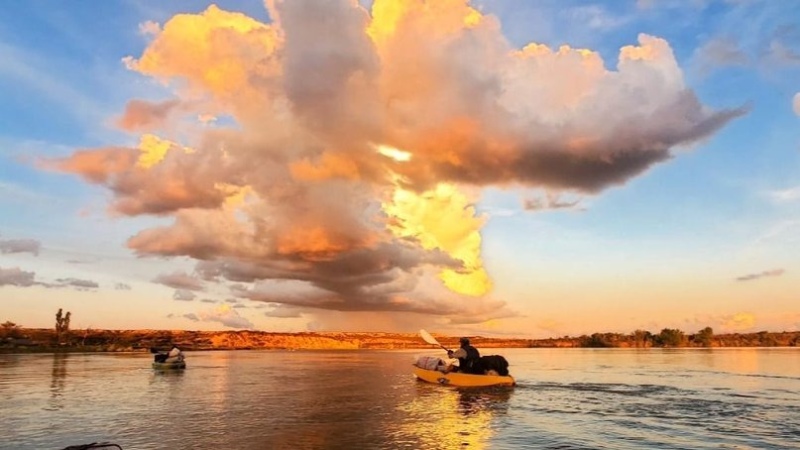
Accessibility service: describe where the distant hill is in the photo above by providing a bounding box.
[1,328,531,352]
[1,327,798,353]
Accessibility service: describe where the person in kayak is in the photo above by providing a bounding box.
[447,337,482,374]
[152,344,184,363]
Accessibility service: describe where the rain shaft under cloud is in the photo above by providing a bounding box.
[48,0,743,325]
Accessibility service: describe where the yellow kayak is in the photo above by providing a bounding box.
[413,366,515,387]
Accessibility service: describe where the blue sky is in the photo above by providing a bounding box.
[1,0,798,337]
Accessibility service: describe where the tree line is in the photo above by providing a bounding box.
[573,327,799,348]
[3,311,799,349]
[1,308,72,344]
[577,327,713,348]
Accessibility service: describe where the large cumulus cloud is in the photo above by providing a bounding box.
[45,0,743,325]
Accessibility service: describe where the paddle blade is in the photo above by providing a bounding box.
[419,329,441,347]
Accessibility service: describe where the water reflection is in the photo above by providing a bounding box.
[2,349,797,449]
[0,355,23,395]
[47,353,68,411]
[730,349,760,374]
[696,348,716,369]
[148,358,187,405]
[398,385,512,449]
[457,387,512,416]
[0,354,23,369]
[150,369,185,380]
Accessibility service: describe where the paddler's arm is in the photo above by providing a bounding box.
[447,348,467,359]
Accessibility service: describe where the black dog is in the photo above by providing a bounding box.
[478,355,510,376]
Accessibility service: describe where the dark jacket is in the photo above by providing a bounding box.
[458,344,481,374]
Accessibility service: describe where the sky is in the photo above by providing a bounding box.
[1,0,798,338]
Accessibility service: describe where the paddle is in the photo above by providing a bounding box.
[419,329,451,353]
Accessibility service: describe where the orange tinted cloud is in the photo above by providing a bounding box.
[49,0,743,326]
[383,183,490,296]
[116,99,180,131]
[199,304,253,329]
[722,312,757,331]
[48,147,138,183]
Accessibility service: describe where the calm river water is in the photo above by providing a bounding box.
[1,348,798,449]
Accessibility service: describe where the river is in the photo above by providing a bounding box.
[1,348,798,449]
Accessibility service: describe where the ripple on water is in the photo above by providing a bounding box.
[1,349,799,450]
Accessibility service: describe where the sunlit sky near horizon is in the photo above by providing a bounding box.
[1,0,798,338]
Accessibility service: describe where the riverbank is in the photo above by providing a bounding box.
[1,328,798,353]
[1,328,532,353]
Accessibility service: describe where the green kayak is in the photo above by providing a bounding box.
[152,360,186,370]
